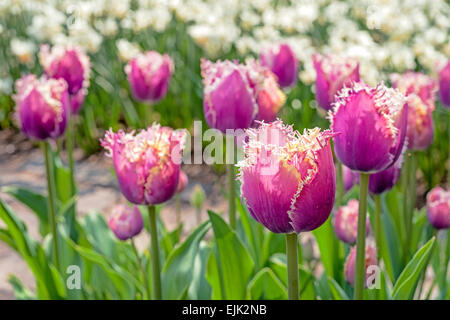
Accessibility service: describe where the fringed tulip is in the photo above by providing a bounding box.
[438,60,450,107]
[313,54,360,111]
[101,123,186,205]
[260,43,298,88]
[329,82,407,173]
[345,243,378,288]
[391,72,436,150]
[14,74,69,140]
[238,120,336,234]
[125,51,174,103]
[426,187,450,230]
[334,199,371,244]
[176,170,188,193]
[108,204,144,240]
[201,58,257,132]
[39,44,90,114]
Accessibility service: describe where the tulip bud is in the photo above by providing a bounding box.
[426,187,450,230]
[101,123,186,205]
[260,43,298,88]
[329,82,407,173]
[39,44,90,114]
[238,120,336,233]
[438,60,450,107]
[176,170,188,193]
[368,154,402,194]
[313,53,360,111]
[14,74,69,140]
[344,243,378,287]
[190,184,206,210]
[342,165,356,193]
[108,204,144,240]
[391,72,436,150]
[125,51,174,103]
[201,58,258,133]
[333,199,371,244]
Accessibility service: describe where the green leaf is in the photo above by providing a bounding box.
[247,268,287,300]
[208,211,255,299]
[392,237,436,300]
[188,242,212,300]
[8,275,36,300]
[162,220,210,299]
[328,277,350,300]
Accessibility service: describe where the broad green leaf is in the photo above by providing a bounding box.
[188,242,212,300]
[392,237,436,300]
[205,250,223,300]
[162,220,210,299]
[246,268,287,300]
[208,211,255,299]
[328,277,349,300]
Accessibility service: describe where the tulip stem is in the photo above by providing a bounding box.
[148,205,162,300]
[227,163,236,230]
[286,232,299,300]
[354,172,369,300]
[42,141,60,272]
[175,193,181,225]
[336,161,344,206]
[442,230,450,299]
[66,117,76,199]
[131,238,150,300]
[374,194,382,261]
[404,152,417,264]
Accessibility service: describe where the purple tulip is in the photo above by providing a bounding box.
[334,199,371,244]
[125,51,174,103]
[329,82,407,173]
[108,204,144,240]
[368,155,402,194]
[342,165,356,193]
[426,187,450,230]
[438,60,450,107]
[176,170,188,193]
[101,123,186,205]
[344,243,377,287]
[201,59,258,133]
[391,72,436,150]
[313,53,360,111]
[14,74,69,140]
[260,43,298,88]
[39,44,90,114]
[238,120,336,233]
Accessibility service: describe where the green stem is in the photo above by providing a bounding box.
[66,117,76,199]
[442,229,450,299]
[148,205,162,299]
[227,163,236,230]
[175,193,181,225]
[43,141,60,271]
[286,232,299,300]
[354,172,369,300]
[416,230,437,299]
[404,152,417,264]
[336,161,344,206]
[374,194,382,261]
[131,238,150,300]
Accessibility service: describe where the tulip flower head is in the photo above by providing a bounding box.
[334,199,371,244]
[426,187,450,230]
[260,43,298,88]
[391,72,436,150]
[313,53,360,111]
[345,243,378,288]
[39,44,90,114]
[108,204,144,241]
[176,170,188,193]
[14,74,69,140]
[201,58,258,133]
[238,120,336,233]
[329,82,407,173]
[342,165,356,193]
[101,123,186,205]
[438,60,450,107]
[125,51,174,103]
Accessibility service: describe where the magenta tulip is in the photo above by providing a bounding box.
[14,74,69,140]
[108,204,144,240]
[101,123,186,205]
[176,170,188,193]
[438,60,450,107]
[125,51,174,103]
[260,43,298,88]
[334,199,371,244]
[313,53,360,111]
[39,44,90,114]
[342,165,356,193]
[329,82,407,173]
[238,120,336,233]
[426,187,450,230]
[345,243,378,287]
[368,156,402,194]
[391,72,436,150]
[201,59,257,133]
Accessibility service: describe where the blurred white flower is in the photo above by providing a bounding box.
[116,39,141,61]
[11,38,36,65]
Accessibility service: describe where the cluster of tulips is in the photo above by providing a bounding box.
[9,40,450,300]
